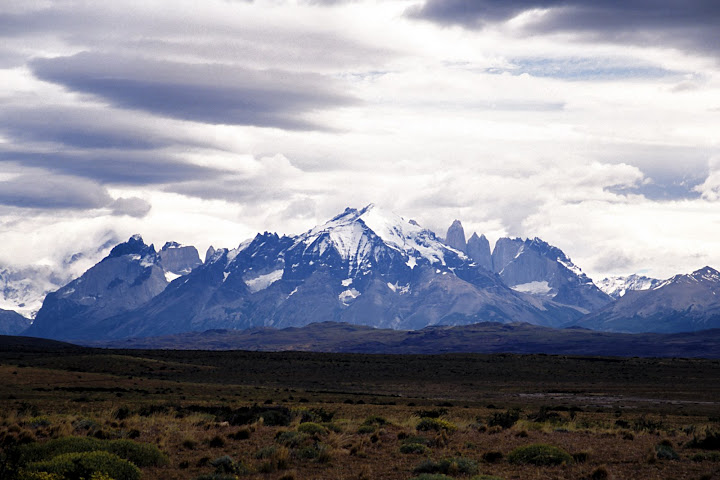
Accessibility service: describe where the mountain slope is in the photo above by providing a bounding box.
[25,235,169,340]
[575,266,720,333]
[0,308,31,335]
[89,205,583,340]
[598,274,660,299]
[492,237,611,312]
[91,321,720,358]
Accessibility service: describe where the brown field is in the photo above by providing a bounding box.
[1,343,719,480]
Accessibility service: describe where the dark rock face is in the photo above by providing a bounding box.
[158,242,202,275]
[204,246,216,263]
[80,205,584,340]
[26,236,169,341]
[491,238,524,274]
[445,220,467,252]
[0,308,31,335]
[492,237,611,313]
[466,233,493,271]
[576,266,720,333]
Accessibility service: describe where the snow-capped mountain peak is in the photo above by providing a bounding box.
[294,204,457,276]
[598,274,660,299]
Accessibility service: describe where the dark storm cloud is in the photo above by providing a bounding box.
[30,52,356,130]
[0,174,112,209]
[0,149,227,186]
[409,0,720,58]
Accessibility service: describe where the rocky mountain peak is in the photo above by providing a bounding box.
[466,233,492,271]
[158,241,202,275]
[107,235,155,259]
[445,220,467,253]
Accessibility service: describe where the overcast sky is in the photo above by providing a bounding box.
[1,0,720,281]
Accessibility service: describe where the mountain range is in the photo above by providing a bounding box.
[6,204,720,346]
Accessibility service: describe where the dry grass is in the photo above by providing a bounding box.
[1,349,719,480]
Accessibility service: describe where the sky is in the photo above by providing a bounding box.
[1,0,720,283]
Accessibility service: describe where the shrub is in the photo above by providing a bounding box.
[691,452,720,462]
[507,444,573,466]
[18,437,167,467]
[357,425,376,434]
[228,428,251,440]
[298,408,335,423]
[275,431,310,448]
[573,451,590,463]
[403,436,433,446]
[470,476,504,480]
[481,451,503,463]
[297,422,327,436]
[210,455,249,474]
[23,417,51,428]
[688,429,720,450]
[410,475,455,480]
[417,418,457,433]
[589,467,609,480]
[415,409,448,419]
[363,415,388,426]
[400,443,430,454]
[193,475,237,480]
[25,451,140,480]
[414,457,478,475]
[655,444,679,460]
[207,435,225,448]
[486,409,520,429]
[255,446,278,459]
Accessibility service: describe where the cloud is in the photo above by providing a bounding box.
[0,104,204,150]
[0,174,112,209]
[110,197,152,218]
[0,148,228,186]
[409,0,720,59]
[30,52,356,130]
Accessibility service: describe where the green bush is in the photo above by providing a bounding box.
[357,425,376,434]
[19,436,167,467]
[210,455,250,474]
[255,446,278,459]
[417,418,457,432]
[363,415,388,426]
[507,444,573,466]
[414,457,478,475]
[400,443,430,454]
[297,422,327,436]
[26,451,140,480]
[275,430,310,448]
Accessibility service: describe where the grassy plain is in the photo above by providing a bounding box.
[1,339,719,479]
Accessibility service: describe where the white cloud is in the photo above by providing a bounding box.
[0,0,718,287]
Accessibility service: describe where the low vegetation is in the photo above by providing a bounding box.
[1,346,719,479]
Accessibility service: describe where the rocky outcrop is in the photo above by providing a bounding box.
[466,233,493,271]
[158,242,202,275]
[445,220,467,252]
